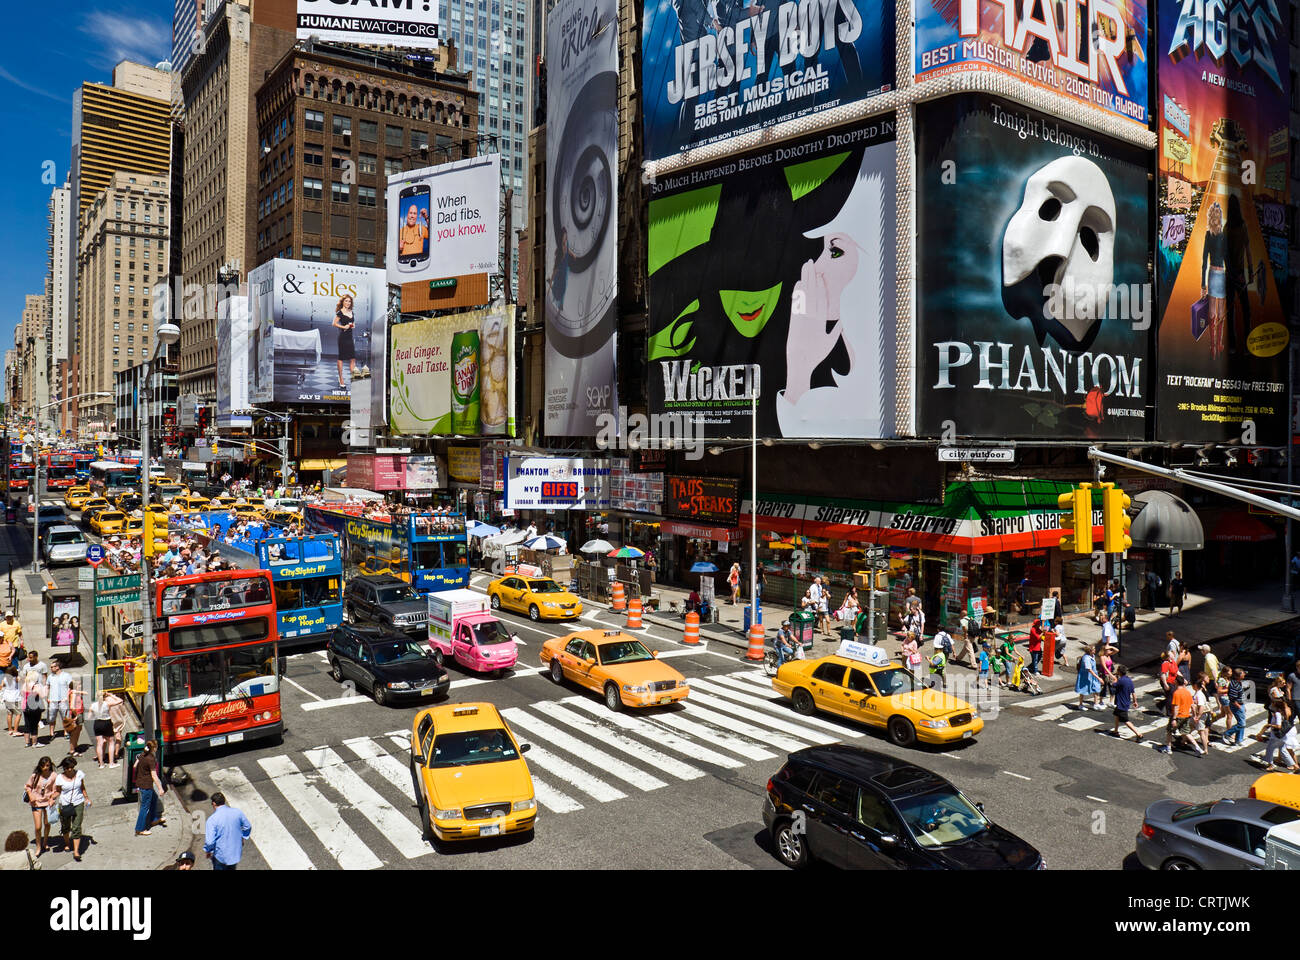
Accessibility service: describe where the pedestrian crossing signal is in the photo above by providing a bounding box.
[1058,483,1093,555]
[1101,483,1132,554]
[211,442,219,456]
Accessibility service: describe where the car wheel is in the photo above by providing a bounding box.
[431,648,444,667]
[529,605,540,622]
[329,658,344,682]
[1162,857,1200,871]
[887,716,917,748]
[373,684,388,707]
[490,593,501,610]
[604,683,623,712]
[410,762,432,843]
[773,819,809,869]
[494,668,507,679]
[550,659,564,684]
[791,688,816,716]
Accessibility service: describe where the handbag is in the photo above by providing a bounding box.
[1191,296,1210,340]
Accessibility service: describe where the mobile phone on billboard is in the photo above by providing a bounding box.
[397,183,431,273]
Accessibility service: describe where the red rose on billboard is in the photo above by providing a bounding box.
[1084,387,1105,422]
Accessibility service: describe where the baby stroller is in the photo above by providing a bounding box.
[1009,653,1042,695]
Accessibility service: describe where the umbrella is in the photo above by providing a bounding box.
[524,534,567,551]
[690,561,719,573]
[580,539,614,554]
[767,541,795,550]
[607,546,645,559]
[467,520,500,537]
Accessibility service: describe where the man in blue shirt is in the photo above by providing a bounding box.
[204,792,251,870]
[1108,663,1142,741]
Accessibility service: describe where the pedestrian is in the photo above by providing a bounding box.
[132,739,167,836]
[53,757,91,861]
[1221,668,1248,746]
[17,649,48,684]
[44,658,73,749]
[902,631,923,681]
[928,649,947,689]
[21,670,47,748]
[1157,650,1179,711]
[932,622,954,663]
[89,690,122,768]
[162,851,195,871]
[1200,645,1222,686]
[64,677,84,758]
[1159,675,1205,757]
[2,666,21,737]
[1287,658,1300,727]
[997,634,1017,687]
[1100,612,1118,652]
[754,564,763,600]
[1169,570,1185,615]
[812,577,832,637]
[0,610,19,670]
[108,690,127,762]
[23,756,56,856]
[1191,674,1212,755]
[0,831,40,870]
[1109,664,1143,741]
[977,641,992,689]
[1027,620,1045,675]
[204,792,251,870]
[1074,644,1103,710]
[1053,622,1069,668]
[837,586,860,624]
[1260,688,1299,772]
[1176,642,1192,684]
[1098,643,1117,704]
[727,563,741,605]
[1048,588,1063,626]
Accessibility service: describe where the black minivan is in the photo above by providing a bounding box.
[762,744,1044,870]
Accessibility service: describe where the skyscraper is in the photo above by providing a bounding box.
[172,0,208,78]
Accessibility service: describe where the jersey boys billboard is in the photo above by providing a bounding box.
[641,0,895,162]
[914,0,1149,127]
[915,95,1150,440]
[1155,0,1290,444]
[647,121,897,439]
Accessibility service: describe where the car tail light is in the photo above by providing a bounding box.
[1140,822,1155,839]
[1248,786,1256,799]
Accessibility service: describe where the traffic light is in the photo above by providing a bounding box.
[142,511,158,557]
[211,442,219,456]
[1101,482,1132,554]
[1057,482,1094,555]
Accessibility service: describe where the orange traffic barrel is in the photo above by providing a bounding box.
[626,597,644,629]
[683,612,700,645]
[745,623,765,661]
[611,581,626,612]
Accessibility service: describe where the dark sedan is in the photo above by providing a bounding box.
[326,624,450,706]
[762,743,1044,870]
[1135,797,1299,870]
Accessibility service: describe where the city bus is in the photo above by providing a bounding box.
[154,568,283,754]
[73,451,95,481]
[88,460,139,497]
[306,505,470,592]
[214,533,343,650]
[44,453,79,490]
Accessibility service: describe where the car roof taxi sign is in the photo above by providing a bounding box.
[836,639,891,667]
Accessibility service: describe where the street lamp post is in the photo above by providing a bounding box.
[234,407,291,487]
[30,393,110,575]
[139,323,181,743]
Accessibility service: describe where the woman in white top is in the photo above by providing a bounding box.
[53,757,92,862]
[2,666,21,736]
[90,691,123,768]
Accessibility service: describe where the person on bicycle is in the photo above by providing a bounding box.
[774,621,797,667]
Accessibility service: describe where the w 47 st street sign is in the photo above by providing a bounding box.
[93,574,141,608]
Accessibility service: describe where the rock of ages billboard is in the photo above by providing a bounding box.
[1155,1,1290,444]
[646,120,897,439]
[641,0,895,162]
[916,94,1151,440]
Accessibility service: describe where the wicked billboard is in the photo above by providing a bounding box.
[1154,1,1290,444]
[646,120,898,439]
[916,94,1151,440]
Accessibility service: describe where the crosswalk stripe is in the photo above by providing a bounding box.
[514,741,626,802]
[343,737,420,799]
[528,775,585,814]
[651,711,777,762]
[302,746,429,860]
[560,697,745,769]
[502,708,667,792]
[685,690,839,745]
[1032,704,1075,722]
[692,677,858,735]
[389,734,411,752]
[529,701,703,780]
[209,767,315,871]
[1059,715,1106,731]
[258,755,383,870]
[677,701,814,753]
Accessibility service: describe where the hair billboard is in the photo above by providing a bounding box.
[640,0,895,163]
[646,120,897,440]
[1154,2,1290,444]
[544,0,619,437]
[915,94,1151,440]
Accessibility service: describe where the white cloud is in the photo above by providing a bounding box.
[0,66,69,104]
[79,10,170,69]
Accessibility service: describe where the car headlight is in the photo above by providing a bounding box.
[387,681,411,690]
[432,807,461,821]
[543,602,558,608]
[918,718,950,729]
[512,798,536,812]
[623,684,648,693]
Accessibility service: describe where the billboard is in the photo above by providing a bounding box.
[504,457,611,510]
[389,304,516,436]
[1154,3,1290,444]
[915,94,1151,439]
[385,156,501,284]
[647,120,897,439]
[914,0,1149,127]
[641,0,895,163]
[544,0,619,437]
[664,475,739,526]
[215,295,252,430]
[247,259,387,407]
[296,0,440,49]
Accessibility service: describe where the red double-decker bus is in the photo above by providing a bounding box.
[154,569,284,754]
[44,453,78,489]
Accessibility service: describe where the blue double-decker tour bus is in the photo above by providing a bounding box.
[306,505,469,593]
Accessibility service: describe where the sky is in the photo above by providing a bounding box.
[0,3,171,394]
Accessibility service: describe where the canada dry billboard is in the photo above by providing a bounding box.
[641,0,895,162]
[915,94,1151,440]
[246,259,387,410]
[914,0,1149,127]
[296,0,440,49]
[385,155,501,284]
[1155,2,1290,444]
[646,120,897,439]
[389,304,515,437]
[544,0,619,437]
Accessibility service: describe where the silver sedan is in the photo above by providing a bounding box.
[1135,797,1299,870]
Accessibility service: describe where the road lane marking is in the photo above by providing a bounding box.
[303,746,428,859]
[529,700,704,781]
[684,690,839,744]
[301,695,371,711]
[670,702,810,754]
[508,740,626,803]
[650,711,777,763]
[560,696,745,769]
[501,707,667,791]
[210,766,315,870]
[1086,795,1108,803]
[691,677,859,735]
[281,676,323,701]
[1002,771,1031,781]
[343,737,420,799]
[258,755,382,870]
[528,776,585,814]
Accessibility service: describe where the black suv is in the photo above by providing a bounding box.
[326,624,450,706]
[762,744,1043,870]
[344,574,428,635]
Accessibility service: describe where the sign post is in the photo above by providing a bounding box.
[86,547,103,699]
[864,546,889,646]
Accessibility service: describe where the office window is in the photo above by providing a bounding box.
[358,153,377,174]
[305,110,325,131]
[331,181,350,202]
[329,249,349,264]
[411,129,429,150]
[303,178,323,199]
[358,186,377,206]
[331,148,350,170]
[385,124,403,147]
[384,157,404,178]
[302,245,322,261]
[304,143,324,165]
[333,115,352,137]
[356,251,376,267]
[360,119,378,142]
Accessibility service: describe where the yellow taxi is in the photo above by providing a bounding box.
[1250,773,1300,812]
[772,640,983,748]
[120,515,144,537]
[266,509,303,530]
[79,497,113,520]
[488,575,582,622]
[209,494,240,510]
[144,502,170,521]
[89,510,128,536]
[64,487,93,510]
[539,629,688,711]
[359,554,408,579]
[114,492,143,513]
[237,496,267,511]
[409,702,536,844]
[171,494,211,514]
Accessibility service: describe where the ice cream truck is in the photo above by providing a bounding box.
[426,588,520,676]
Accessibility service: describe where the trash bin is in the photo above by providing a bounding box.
[743,604,763,632]
[790,611,816,652]
[122,732,163,799]
[839,625,856,644]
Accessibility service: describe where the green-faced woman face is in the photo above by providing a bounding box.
[718,283,782,338]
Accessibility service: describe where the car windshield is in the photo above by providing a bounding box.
[430,729,518,767]
[871,667,922,697]
[528,580,564,593]
[377,585,416,603]
[372,640,428,665]
[48,531,84,545]
[894,789,990,847]
[100,512,124,521]
[598,640,653,665]
[1236,635,1295,658]
[472,620,513,646]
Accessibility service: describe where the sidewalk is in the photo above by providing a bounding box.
[0,523,189,870]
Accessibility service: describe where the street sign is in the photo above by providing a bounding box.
[77,568,94,589]
[96,574,140,592]
[121,620,143,641]
[937,447,1015,463]
[864,546,890,560]
[95,588,141,608]
[86,545,104,567]
[871,559,891,571]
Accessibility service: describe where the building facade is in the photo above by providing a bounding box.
[114,351,180,448]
